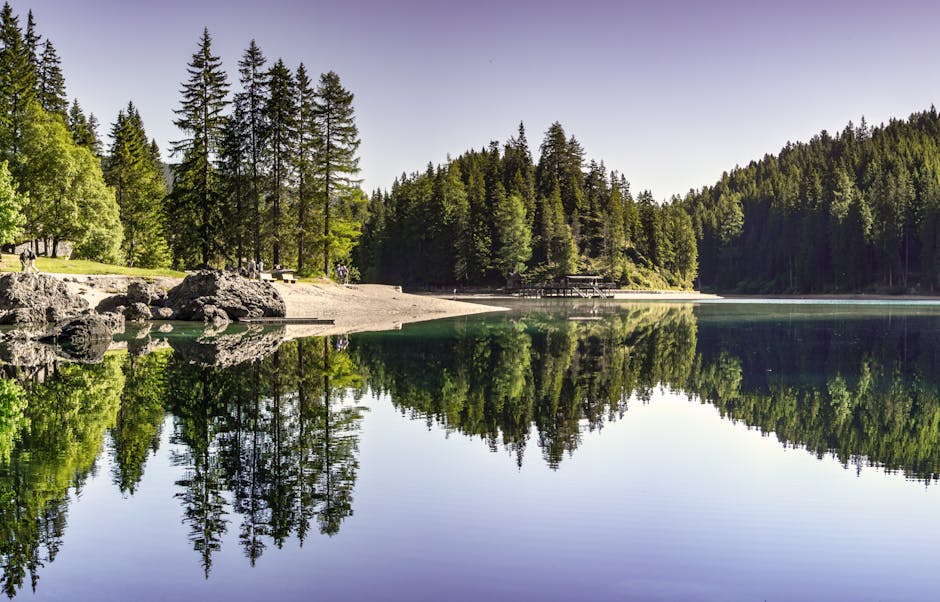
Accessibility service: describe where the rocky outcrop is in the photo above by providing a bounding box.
[0,273,89,324]
[167,270,285,322]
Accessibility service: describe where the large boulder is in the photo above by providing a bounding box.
[96,294,128,315]
[167,270,285,322]
[127,280,167,306]
[0,273,89,324]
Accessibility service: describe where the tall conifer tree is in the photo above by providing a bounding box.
[263,59,296,266]
[313,71,360,275]
[294,63,316,274]
[234,40,267,263]
[107,102,170,267]
[170,28,230,267]
[0,3,36,160]
[37,40,67,115]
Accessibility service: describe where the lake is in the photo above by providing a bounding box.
[2,301,940,601]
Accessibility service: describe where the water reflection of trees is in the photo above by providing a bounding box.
[0,335,364,595]
[0,357,124,597]
[2,305,940,595]
[165,337,364,576]
[354,305,940,480]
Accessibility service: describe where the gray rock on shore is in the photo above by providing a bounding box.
[167,270,285,322]
[0,273,89,324]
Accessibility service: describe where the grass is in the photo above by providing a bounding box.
[1,254,185,278]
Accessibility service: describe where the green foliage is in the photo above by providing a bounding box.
[106,102,171,267]
[313,71,362,275]
[169,28,230,267]
[358,122,695,288]
[16,104,122,262]
[0,160,22,244]
[688,110,940,292]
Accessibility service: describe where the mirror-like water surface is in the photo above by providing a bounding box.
[2,302,940,600]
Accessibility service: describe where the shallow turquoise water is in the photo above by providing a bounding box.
[2,302,940,600]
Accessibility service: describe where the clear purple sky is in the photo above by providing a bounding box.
[10,0,940,200]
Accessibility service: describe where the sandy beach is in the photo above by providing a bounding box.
[53,274,507,336]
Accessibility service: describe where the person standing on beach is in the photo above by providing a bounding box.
[19,249,26,272]
[27,248,37,273]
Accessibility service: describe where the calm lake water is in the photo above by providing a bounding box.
[3,301,940,601]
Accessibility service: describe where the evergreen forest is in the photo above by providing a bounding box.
[354,122,698,289]
[685,110,940,293]
[0,5,364,274]
[4,3,940,292]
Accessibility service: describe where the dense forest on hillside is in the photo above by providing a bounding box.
[686,109,940,293]
[355,122,698,289]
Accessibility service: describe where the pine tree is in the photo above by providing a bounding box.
[263,58,296,266]
[37,40,67,115]
[23,9,37,71]
[170,28,230,267]
[106,102,170,267]
[492,187,532,278]
[218,106,248,267]
[313,71,361,275]
[68,99,101,154]
[234,40,267,262]
[0,2,36,160]
[294,63,316,274]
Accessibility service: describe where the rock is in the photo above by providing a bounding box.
[167,270,285,322]
[157,323,173,333]
[151,306,174,320]
[96,294,128,315]
[124,302,152,322]
[127,280,167,306]
[0,273,89,324]
[195,303,231,326]
[39,314,112,363]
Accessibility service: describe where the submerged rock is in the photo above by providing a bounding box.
[39,314,112,363]
[167,270,285,322]
[0,273,89,324]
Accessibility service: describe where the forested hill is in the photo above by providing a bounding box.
[685,108,940,293]
[355,122,697,289]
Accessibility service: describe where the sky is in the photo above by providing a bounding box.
[10,0,940,200]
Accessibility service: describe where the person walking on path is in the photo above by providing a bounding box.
[19,249,26,272]
[27,248,37,273]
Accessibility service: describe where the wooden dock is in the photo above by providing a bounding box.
[512,274,615,299]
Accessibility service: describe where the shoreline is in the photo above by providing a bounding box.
[43,272,940,342]
[50,274,508,337]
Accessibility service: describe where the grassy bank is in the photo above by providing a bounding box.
[0,254,185,278]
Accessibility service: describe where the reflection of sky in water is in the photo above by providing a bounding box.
[35,388,940,601]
